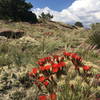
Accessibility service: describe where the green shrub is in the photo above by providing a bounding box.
[39,12,53,22]
[88,23,100,49]
[74,22,84,27]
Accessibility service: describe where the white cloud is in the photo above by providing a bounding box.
[32,0,100,27]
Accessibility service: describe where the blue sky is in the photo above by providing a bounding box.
[27,0,75,11]
[27,0,100,27]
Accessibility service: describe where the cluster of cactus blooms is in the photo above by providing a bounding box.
[44,32,54,36]
[28,51,91,100]
[63,52,91,73]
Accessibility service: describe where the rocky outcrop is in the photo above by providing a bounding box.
[0,30,24,39]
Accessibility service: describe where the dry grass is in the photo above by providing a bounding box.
[0,20,100,100]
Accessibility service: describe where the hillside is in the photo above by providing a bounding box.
[0,20,100,100]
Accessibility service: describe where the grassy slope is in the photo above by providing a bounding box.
[0,20,99,100]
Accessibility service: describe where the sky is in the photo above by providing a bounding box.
[27,0,100,27]
[27,0,75,11]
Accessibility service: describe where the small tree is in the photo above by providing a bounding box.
[39,12,53,22]
[74,21,84,27]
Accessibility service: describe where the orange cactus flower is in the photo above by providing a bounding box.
[82,65,91,71]
[32,68,38,75]
[52,68,58,73]
[50,93,57,100]
[44,65,51,70]
[71,53,82,61]
[39,66,45,71]
[59,62,66,67]
[38,95,47,100]
[52,63,59,68]
[43,81,49,86]
[52,63,59,72]
[37,61,44,66]
[38,76,46,82]
[28,72,33,77]
[63,52,72,56]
